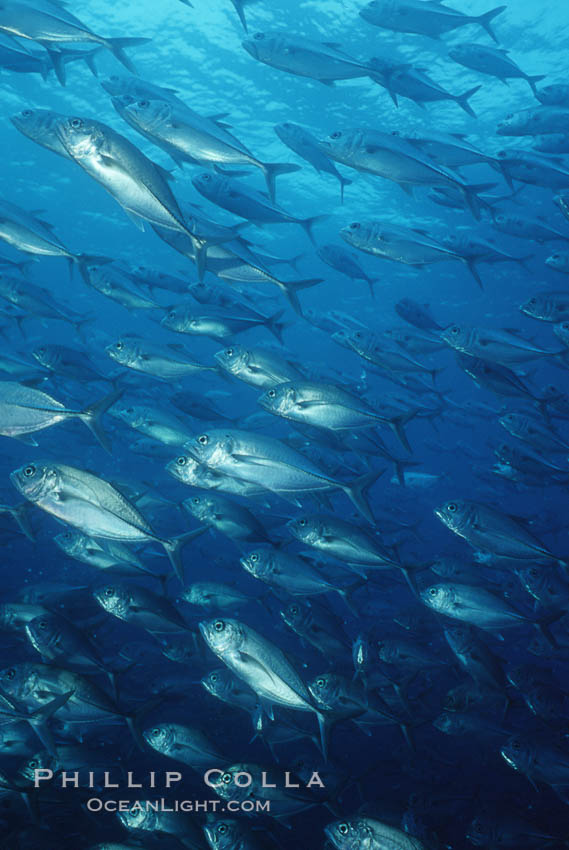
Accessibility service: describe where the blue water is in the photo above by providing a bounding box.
[1,0,569,848]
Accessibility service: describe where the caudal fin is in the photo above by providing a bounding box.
[162,526,207,583]
[342,468,385,524]
[455,84,482,118]
[276,277,323,315]
[464,257,484,289]
[388,410,417,453]
[476,5,506,42]
[79,387,124,454]
[338,174,352,204]
[265,308,287,344]
[231,0,249,31]
[45,47,66,86]
[260,162,301,203]
[527,74,547,97]
[300,214,329,245]
[103,37,152,75]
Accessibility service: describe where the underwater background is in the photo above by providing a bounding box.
[0,0,569,848]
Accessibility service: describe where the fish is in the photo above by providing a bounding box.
[258,379,415,450]
[185,428,381,522]
[275,122,352,201]
[341,220,482,284]
[192,171,326,244]
[320,129,483,218]
[435,499,565,564]
[449,44,545,95]
[0,3,150,84]
[199,617,330,756]
[114,95,299,202]
[0,382,120,451]
[11,461,205,581]
[359,0,505,42]
[242,32,378,84]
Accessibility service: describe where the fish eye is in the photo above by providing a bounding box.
[137,99,149,108]
[299,518,306,526]
[222,772,232,783]
[449,326,460,335]
[529,568,539,578]
[290,605,299,615]
[250,553,259,562]
[198,435,209,445]
[4,669,15,680]
[125,407,134,414]
[447,502,457,512]
[225,348,234,357]
[192,497,200,504]
[211,673,217,682]
[214,620,225,632]
[168,310,177,319]
[267,389,276,398]
[218,824,228,834]
[151,728,161,737]
[338,823,349,835]
[511,738,521,750]
[349,222,360,230]
[104,587,114,597]
[115,341,123,350]
[176,456,187,468]
[70,117,83,129]
[253,32,265,40]
[37,620,47,630]
[23,465,36,478]
[316,677,325,687]
[21,109,33,117]
[201,174,211,181]
[330,131,342,139]
[429,588,437,596]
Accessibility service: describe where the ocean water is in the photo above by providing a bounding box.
[0,0,569,848]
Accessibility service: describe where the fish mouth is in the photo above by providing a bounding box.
[433,508,445,522]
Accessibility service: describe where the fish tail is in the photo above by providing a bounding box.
[460,178,486,220]
[5,502,35,542]
[276,277,323,315]
[44,47,66,86]
[464,257,484,289]
[339,174,352,204]
[24,691,74,756]
[527,74,547,97]
[82,48,103,78]
[301,214,328,245]
[534,608,565,647]
[78,387,124,454]
[265,308,287,343]
[393,458,420,486]
[162,526,207,583]
[476,5,506,42]
[191,237,208,282]
[337,579,366,615]
[343,468,385,524]
[231,0,248,31]
[260,162,301,202]
[102,37,152,75]
[455,84,482,119]
[316,710,330,763]
[388,410,417,453]
[365,277,380,299]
